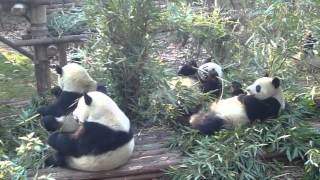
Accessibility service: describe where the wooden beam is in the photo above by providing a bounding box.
[58,43,67,66]
[0,0,74,5]
[28,153,180,179]
[0,36,33,59]
[30,4,50,95]
[14,34,89,46]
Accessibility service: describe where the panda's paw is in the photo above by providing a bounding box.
[51,86,62,98]
[41,115,61,132]
[45,153,66,167]
[44,155,58,167]
[37,106,49,116]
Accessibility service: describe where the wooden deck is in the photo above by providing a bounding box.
[28,128,181,180]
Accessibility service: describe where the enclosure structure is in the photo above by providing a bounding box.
[0,0,86,95]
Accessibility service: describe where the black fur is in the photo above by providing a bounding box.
[231,81,245,96]
[272,77,280,88]
[191,112,224,135]
[96,83,108,94]
[200,78,222,95]
[37,91,81,117]
[45,152,66,167]
[84,93,92,105]
[175,104,202,126]
[238,95,281,122]
[47,122,133,165]
[41,115,62,132]
[177,61,197,76]
[55,66,63,75]
[40,84,109,133]
[51,86,63,98]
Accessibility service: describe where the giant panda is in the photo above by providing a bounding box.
[176,61,223,95]
[37,63,107,132]
[45,91,134,171]
[190,76,285,135]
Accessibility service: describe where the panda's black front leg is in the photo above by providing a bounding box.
[48,132,78,156]
[41,115,62,132]
[45,152,67,167]
[37,103,61,116]
[51,86,63,98]
[239,95,271,121]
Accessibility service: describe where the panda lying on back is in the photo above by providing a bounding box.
[190,76,285,135]
[177,61,223,95]
[46,91,134,171]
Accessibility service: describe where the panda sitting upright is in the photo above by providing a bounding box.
[46,91,134,171]
[37,63,107,132]
[190,76,285,135]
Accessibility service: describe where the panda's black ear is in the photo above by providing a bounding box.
[264,72,269,77]
[55,66,63,75]
[272,77,280,88]
[83,93,92,105]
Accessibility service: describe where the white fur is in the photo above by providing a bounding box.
[190,77,285,129]
[210,96,250,128]
[197,62,223,81]
[73,91,130,132]
[58,63,97,93]
[246,77,285,109]
[70,91,134,171]
[67,139,134,171]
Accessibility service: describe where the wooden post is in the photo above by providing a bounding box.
[30,4,50,95]
[58,43,67,66]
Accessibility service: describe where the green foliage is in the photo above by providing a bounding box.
[48,8,88,36]
[84,0,174,121]
[166,0,320,179]
[304,149,320,179]
[168,96,320,179]
[165,2,230,62]
[0,52,35,100]
[0,99,48,179]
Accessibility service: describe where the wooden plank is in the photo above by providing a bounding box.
[34,59,51,94]
[29,153,181,179]
[134,142,167,151]
[106,172,165,180]
[135,135,172,145]
[131,148,170,158]
[14,34,88,46]
[58,43,67,66]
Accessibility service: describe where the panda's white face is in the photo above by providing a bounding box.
[246,77,280,100]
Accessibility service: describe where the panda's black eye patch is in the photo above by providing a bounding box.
[256,85,261,93]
